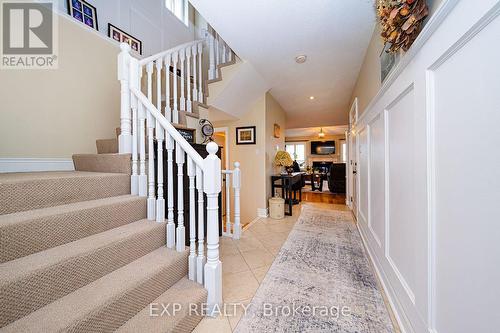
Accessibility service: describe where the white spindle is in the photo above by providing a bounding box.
[208,34,216,81]
[172,51,179,123]
[192,45,198,102]
[166,133,175,248]
[203,142,222,316]
[179,50,186,112]
[176,142,186,252]
[156,60,165,223]
[197,43,203,102]
[221,42,227,64]
[188,157,197,280]
[228,49,233,62]
[164,54,172,122]
[118,43,132,154]
[196,165,205,284]
[146,63,156,220]
[138,102,147,197]
[215,36,220,77]
[186,48,192,113]
[232,162,241,239]
[129,56,139,195]
[225,173,231,236]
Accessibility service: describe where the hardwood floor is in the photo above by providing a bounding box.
[301,191,346,204]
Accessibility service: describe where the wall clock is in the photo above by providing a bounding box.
[199,119,214,143]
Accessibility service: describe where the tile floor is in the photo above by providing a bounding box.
[193,202,350,332]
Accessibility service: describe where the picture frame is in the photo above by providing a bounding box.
[236,126,256,145]
[67,0,98,30]
[273,123,281,138]
[108,23,142,55]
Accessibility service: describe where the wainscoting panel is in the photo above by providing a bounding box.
[358,126,369,227]
[351,1,500,332]
[430,5,500,333]
[368,114,385,249]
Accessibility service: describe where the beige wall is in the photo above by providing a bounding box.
[213,96,267,225]
[349,0,444,117]
[285,134,346,166]
[265,93,286,200]
[0,15,120,158]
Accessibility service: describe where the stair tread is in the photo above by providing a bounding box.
[117,277,207,333]
[0,219,162,284]
[1,247,188,333]
[0,194,141,225]
[0,171,127,183]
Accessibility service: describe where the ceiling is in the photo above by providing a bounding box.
[190,0,375,129]
[285,125,348,138]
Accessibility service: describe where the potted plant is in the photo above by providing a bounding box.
[274,151,294,174]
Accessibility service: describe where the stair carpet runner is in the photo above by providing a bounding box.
[0,149,206,332]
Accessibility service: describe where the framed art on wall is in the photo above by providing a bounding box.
[67,0,98,30]
[108,24,142,55]
[236,126,256,145]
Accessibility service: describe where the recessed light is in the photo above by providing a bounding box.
[295,55,307,64]
[309,96,315,100]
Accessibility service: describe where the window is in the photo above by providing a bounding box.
[285,143,306,167]
[166,0,189,26]
[340,139,347,163]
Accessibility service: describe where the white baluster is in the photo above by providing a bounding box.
[179,50,186,112]
[186,48,192,113]
[196,165,205,284]
[203,142,222,316]
[129,57,139,195]
[197,42,203,102]
[164,54,172,122]
[215,36,220,77]
[138,102,147,197]
[228,48,233,62]
[208,34,216,81]
[221,42,227,64]
[225,173,231,236]
[232,162,241,239]
[156,60,165,223]
[172,51,179,124]
[188,157,197,280]
[192,45,198,102]
[176,142,185,252]
[146,62,156,220]
[166,133,175,248]
[118,43,132,154]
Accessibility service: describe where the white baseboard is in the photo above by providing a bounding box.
[0,158,75,173]
[257,208,268,218]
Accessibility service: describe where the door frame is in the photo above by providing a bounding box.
[214,127,229,170]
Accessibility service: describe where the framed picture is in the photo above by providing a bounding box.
[108,24,143,55]
[273,123,280,138]
[67,0,98,30]
[236,126,256,145]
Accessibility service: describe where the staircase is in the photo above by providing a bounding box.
[0,27,239,332]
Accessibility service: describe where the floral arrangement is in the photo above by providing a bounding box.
[274,151,293,167]
[377,0,429,53]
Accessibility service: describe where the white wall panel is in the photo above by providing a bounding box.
[352,1,500,332]
[368,113,385,249]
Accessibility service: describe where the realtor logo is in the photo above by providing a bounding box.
[1,0,58,69]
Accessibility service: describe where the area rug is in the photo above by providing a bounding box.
[234,205,395,333]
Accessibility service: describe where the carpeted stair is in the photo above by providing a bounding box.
[0,157,207,332]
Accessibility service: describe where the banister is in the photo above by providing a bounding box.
[130,87,205,167]
[139,39,204,66]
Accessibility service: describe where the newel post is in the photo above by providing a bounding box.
[232,162,241,239]
[203,142,222,315]
[118,43,132,154]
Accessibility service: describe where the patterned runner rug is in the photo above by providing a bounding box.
[234,205,396,333]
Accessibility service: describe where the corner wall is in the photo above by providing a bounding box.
[265,93,286,201]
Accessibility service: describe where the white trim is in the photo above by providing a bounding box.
[356,222,411,333]
[214,127,229,170]
[257,208,268,218]
[0,158,74,173]
[243,216,262,230]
